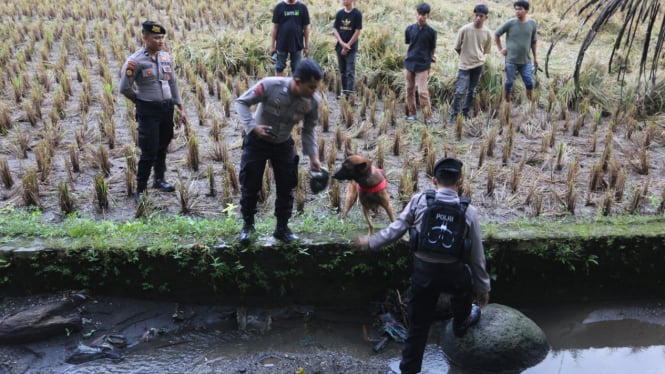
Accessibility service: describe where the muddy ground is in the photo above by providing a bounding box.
[0,292,405,374]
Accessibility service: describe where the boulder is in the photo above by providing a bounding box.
[439,303,549,373]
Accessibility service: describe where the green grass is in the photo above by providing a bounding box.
[2,204,664,254]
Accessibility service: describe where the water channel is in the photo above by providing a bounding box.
[1,297,663,373]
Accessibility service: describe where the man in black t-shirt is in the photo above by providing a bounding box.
[270,0,311,76]
[404,3,438,124]
[333,0,362,99]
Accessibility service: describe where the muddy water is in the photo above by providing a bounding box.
[1,298,664,373]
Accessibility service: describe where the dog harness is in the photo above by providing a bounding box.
[357,167,387,193]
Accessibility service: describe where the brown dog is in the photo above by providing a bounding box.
[333,155,396,234]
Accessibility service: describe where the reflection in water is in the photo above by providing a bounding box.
[523,346,665,374]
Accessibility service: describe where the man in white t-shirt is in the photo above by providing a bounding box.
[449,4,493,123]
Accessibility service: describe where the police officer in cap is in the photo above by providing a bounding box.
[355,157,491,374]
[120,20,188,203]
[235,58,323,244]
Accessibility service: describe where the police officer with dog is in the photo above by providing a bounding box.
[235,58,324,245]
[355,157,490,374]
[120,20,188,203]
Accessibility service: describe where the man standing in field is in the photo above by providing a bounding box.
[494,0,538,102]
[270,0,311,76]
[333,0,363,100]
[234,59,323,245]
[404,2,438,125]
[449,4,493,123]
[120,21,188,203]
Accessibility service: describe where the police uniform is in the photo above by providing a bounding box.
[366,158,491,374]
[235,76,319,239]
[119,21,183,199]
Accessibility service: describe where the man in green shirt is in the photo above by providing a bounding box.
[494,0,538,102]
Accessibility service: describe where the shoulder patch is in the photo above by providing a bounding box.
[126,69,133,77]
[254,82,266,96]
[127,61,137,69]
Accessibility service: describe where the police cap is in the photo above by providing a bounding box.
[142,21,166,35]
[434,157,463,175]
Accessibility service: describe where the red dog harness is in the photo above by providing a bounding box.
[357,167,387,193]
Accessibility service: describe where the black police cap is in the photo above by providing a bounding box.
[142,21,166,35]
[434,157,463,175]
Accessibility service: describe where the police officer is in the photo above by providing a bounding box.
[355,157,491,374]
[120,20,188,202]
[235,59,323,244]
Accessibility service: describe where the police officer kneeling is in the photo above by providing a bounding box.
[120,20,188,203]
[355,157,491,374]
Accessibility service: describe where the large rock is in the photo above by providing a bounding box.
[439,303,549,373]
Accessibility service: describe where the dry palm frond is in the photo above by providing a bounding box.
[569,0,664,94]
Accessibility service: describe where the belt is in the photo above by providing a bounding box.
[250,132,290,145]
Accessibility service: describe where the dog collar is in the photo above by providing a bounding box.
[357,168,387,193]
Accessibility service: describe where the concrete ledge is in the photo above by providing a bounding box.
[1,228,664,305]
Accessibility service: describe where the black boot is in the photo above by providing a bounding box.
[273,219,298,243]
[153,179,175,192]
[135,190,144,204]
[453,304,481,337]
[238,218,255,245]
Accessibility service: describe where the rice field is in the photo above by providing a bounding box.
[0,0,664,227]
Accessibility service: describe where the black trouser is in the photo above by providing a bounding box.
[239,134,298,223]
[399,257,473,374]
[135,99,175,192]
[336,48,357,95]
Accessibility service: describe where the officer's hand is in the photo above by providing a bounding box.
[354,236,370,251]
[475,292,490,308]
[309,156,321,173]
[253,125,276,140]
[179,108,188,128]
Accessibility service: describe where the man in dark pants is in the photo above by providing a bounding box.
[355,157,491,374]
[270,0,311,76]
[120,21,188,202]
[449,4,493,123]
[235,59,323,244]
[333,0,362,99]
